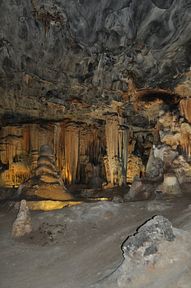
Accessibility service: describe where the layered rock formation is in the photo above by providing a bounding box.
[18,144,73,200]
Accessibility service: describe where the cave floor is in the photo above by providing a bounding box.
[1,195,191,288]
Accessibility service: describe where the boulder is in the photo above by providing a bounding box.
[96,216,191,288]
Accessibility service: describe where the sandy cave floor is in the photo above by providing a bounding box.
[1,195,191,288]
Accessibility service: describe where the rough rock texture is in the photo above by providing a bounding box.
[12,199,32,238]
[0,0,191,121]
[96,215,191,288]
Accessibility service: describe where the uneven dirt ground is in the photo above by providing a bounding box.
[1,196,191,288]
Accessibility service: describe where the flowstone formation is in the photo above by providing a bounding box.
[18,144,73,200]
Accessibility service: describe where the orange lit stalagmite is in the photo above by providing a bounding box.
[19,145,73,200]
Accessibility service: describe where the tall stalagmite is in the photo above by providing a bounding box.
[19,145,73,200]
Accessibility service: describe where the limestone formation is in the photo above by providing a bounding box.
[127,155,145,183]
[12,200,32,238]
[105,115,128,186]
[19,145,73,201]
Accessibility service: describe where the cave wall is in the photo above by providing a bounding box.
[0,119,135,188]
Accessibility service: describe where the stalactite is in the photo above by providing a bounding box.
[180,99,191,123]
[63,123,79,184]
[105,115,128,186]
[53,123,65,171]
[180,123,191,158]
[0,163,31,188]
[0,121,105,187]
[0,126,23,165]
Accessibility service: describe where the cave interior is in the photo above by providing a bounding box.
[1,0,191,287]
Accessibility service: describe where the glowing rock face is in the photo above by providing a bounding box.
[0,163,31,188]
[127,155,145,183]
[27,200,81,211]
[19,145,73,201]
[180,99,191,124]
[105,115,128,186]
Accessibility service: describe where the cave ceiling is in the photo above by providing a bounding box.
[0,0,191,125]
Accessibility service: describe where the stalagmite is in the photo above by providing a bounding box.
[19,145,73,200]
[12,200,32,238]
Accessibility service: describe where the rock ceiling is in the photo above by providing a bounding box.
[0,0,191,123]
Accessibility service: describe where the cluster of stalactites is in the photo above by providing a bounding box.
[53,123,103,185]
[0,122,103,187]
[105,115,128,186]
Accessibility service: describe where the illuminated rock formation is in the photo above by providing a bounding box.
[19,145,73,200]
[105,115,128,186]
[0,122,105,188]
[127,155,145,183]
[0,163,30,188]
[63,123,79,184]
[180,98,191,124]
